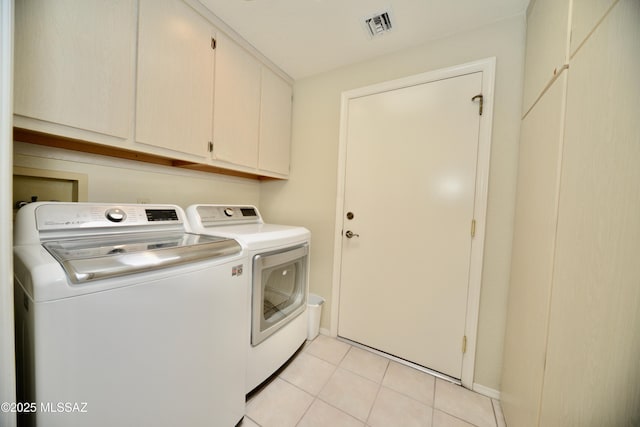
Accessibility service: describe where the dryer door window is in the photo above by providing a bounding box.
[252,244,308,346]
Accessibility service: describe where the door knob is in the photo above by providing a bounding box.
[345,230,359,239]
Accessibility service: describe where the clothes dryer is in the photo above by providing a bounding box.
[186,204,310,392]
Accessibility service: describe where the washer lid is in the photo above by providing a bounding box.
[42,232,241,284]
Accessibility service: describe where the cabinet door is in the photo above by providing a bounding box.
[212,33,261,169]
[14,0,135,139]
[522,0,571,113]
[136,0,215,157]
[570,0,617,56]
[501,72,567,427]
[540,1,640,425]
[258,68,292,176]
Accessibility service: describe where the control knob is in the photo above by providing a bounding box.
[224,208,235,217]
[105,208,126,223]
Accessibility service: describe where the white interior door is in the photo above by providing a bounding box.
[338,71,483,380]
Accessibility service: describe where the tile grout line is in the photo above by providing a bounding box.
[339,347,404,425]
[338,336,461,386]
[319,344,389,425]
[280,347,362,426]
[293,395,315,427]
[337,358,390,385]
[433,379,495,427]
[321,341,443,422]
[245,415,262,427]
[431,377,437,425]
[441,410,486,427]
[314,394,370,426]
[363,374,385,425]
[305,337,352,367]
[277,361,335,426]
[491,398,499,427]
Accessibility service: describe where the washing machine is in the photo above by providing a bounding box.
[13,202,249,427]
[186,204,310,393]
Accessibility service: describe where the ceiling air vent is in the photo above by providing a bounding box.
[363,11,393,38]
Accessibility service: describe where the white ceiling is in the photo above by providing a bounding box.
[197,0,529,79]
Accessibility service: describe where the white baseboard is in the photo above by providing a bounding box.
[473,383,500,400]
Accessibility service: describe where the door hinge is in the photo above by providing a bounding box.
[462,335,467,354]
[211,37,217,50]
[471,94,483,115]
[470,219,476,238]
[208,141,214,153]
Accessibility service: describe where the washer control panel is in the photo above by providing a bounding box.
[35,203,183,231]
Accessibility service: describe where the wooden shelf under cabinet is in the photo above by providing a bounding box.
[13,128,282,181]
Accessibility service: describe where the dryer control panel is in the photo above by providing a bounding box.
[194,205,262,226]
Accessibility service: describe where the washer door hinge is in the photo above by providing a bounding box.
[471,94,483,115]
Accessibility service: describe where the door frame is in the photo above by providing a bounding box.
[330,57,496,389]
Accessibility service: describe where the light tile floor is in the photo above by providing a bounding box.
[242,335,507,427]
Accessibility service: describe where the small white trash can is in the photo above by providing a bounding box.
[307,293,325,340]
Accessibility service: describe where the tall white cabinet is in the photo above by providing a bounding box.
[502,1,640,426]
[520,0,570,113]
[501,72,567,427]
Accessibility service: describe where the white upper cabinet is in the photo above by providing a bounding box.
[522,0,571,114]
[258,68,292,176]
[14,0,293,179]
[14,0,135,139]
[136,0,215,157]
[211,33,262,169]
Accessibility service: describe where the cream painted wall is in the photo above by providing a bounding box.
[260,15,526,391]
[13,141,261,208]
